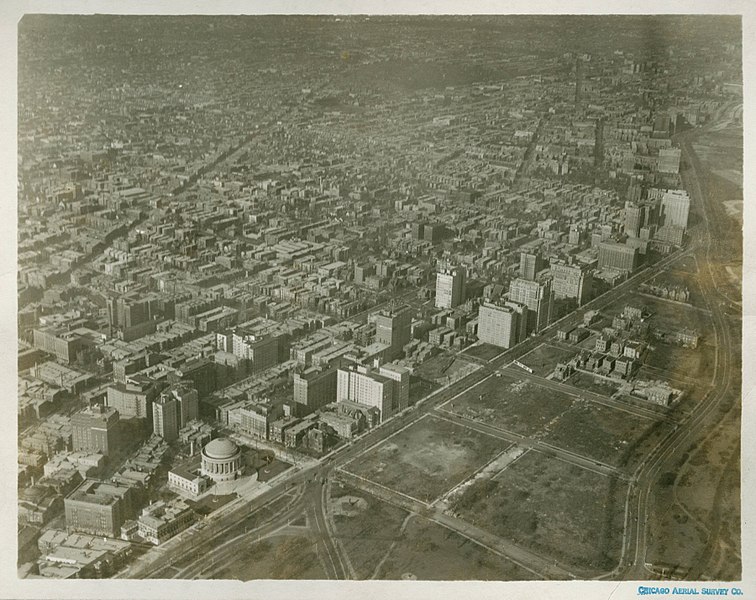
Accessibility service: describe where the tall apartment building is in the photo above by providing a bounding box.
[238,400,282,440]
[371,304,412,359]
[508,278,552,334]
[598,242,639,273]
[336,365,396,422]
[550,262,592,306]
[292,366,338,416]
[152,395,179,442]
[106,292,175,331]
[519,252,546,281]
[377,363,410,413]
[660,189,691,230]
[477,301,528,349]
[71,405,120,456]
[106,378,161,420]
[435,266,466,309]
[624,202,645,238]
[216,329,283,373]
[156,381,199,431]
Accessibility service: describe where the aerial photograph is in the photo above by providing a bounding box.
[15,14,742,584]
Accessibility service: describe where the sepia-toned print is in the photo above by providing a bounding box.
[16,15,742,583]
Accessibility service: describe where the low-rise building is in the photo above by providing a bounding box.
[137,499,195,545]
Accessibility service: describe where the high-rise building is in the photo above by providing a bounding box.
[550,262,592,306]
[152,395,179,442]
[598,242,639,273]
[71,405,120,456]
[106,378,161,420]
[293,366,338,416]
[152,383,199,441]
[660,189,691,230]
[336,365,396,422]
[377,363,410,413]
[435,267,466,309]
[371,304,412,359]
[508,278,552,334]
[477,301,528,348]
[519,252,546,281]
[624,202,645,238]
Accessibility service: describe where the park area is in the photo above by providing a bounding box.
[374,515,537,580]
[210,534,326,580]
[444,373,576,437]
[343,414,507,504]
[449,450,627,571]
[327,481,537,580]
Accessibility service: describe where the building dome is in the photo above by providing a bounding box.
[201,437,243,483]
[203,438,238,460]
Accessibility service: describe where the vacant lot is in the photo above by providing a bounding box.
[344,415,506,503]
[604,291,715,343]
[446,373,575,437]
[414,353,479,383]
[644,342,715,385]
[564,371,621,397]
[212,534,326,580]
[449,450,626,571]
[668,254,699,275]
[518,343,577,377]
[376,515,537,581]
[544,400,674,470]
[463,342,506,362]
[647,269,708,309]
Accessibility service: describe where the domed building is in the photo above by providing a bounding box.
[200,438,243,482]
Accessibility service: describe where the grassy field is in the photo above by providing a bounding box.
[449,450,626,571]
[445,373,576,437]
[328,481,410,580]
[376,515,537,581]
[343,414,507,503]
[518,343,578,377]
[544,400,674,470]
[211,534,327,580]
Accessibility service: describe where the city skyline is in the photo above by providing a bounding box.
[7,9,748,599]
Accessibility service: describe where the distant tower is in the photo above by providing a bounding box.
[575,57,583,104]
